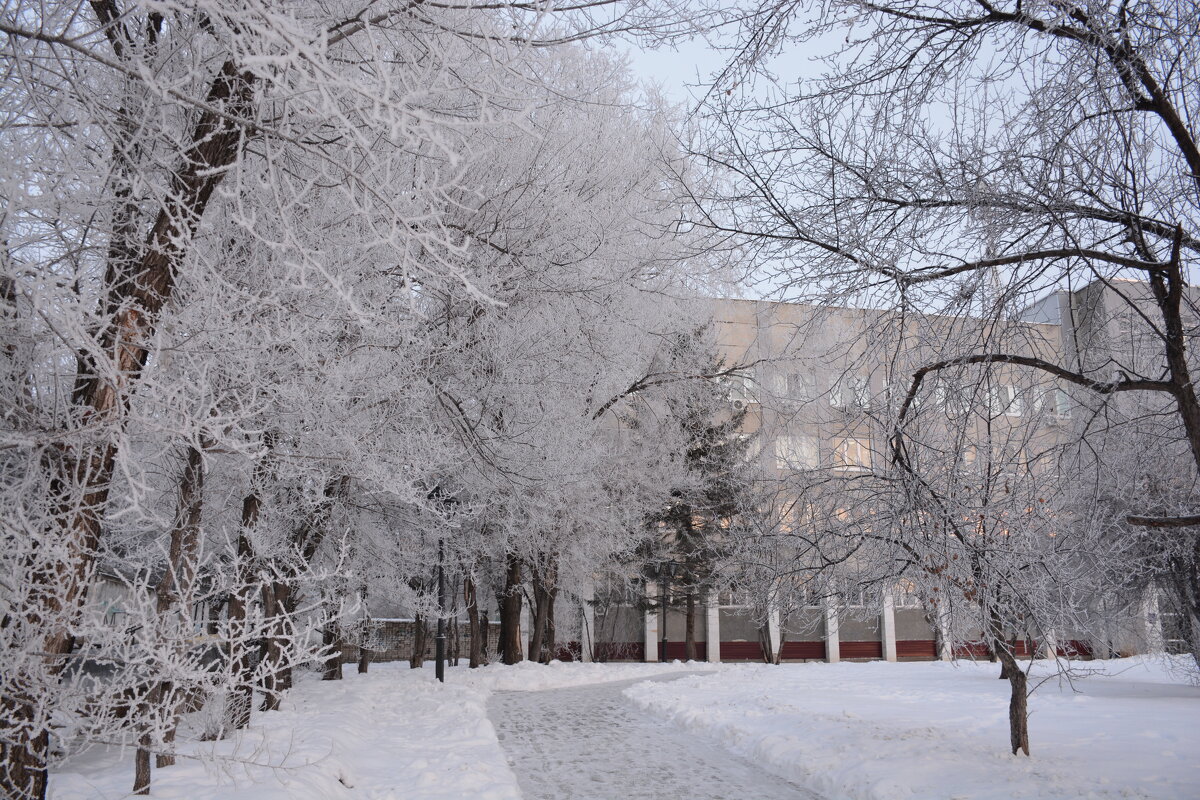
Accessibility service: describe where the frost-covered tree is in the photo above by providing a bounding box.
[0,0,725,794]
[685,0,1200,755]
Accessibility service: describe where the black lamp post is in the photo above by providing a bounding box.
[659,562,677,663]
[435,539,447,683]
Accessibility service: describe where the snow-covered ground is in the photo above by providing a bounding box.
[490,673,818,799]
[48,660,704,799]
[48,656,1198,800]
[625,657,1200,800]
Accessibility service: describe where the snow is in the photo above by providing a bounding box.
[489,673,818,799]
[624,657,1200,800]
[48,660,705,799]
[49,657,1198,800]
[454,657,711,692]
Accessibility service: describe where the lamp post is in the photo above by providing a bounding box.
[435,539,447,683]
[659,562,677,663]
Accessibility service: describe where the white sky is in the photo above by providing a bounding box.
[620,37,727,104]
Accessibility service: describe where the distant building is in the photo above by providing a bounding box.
[584,285,1169,664]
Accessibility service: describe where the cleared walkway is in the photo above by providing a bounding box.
[488,673,821,800]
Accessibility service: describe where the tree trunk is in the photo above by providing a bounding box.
[223,498,261,733]
[987,613,1030,755]
[685,592,697,661]
[133,735,151,795]
[449,614,460,667]
[500,555,524,665]
[150,443,207,769]
[410,618,429,671]
[529,558,558,663]
[358,643,370,674]
[530,576,550,664]
[495,590,508,663]
[480,610,491,664]
[465,576,483,668]
[260,581,293,710]
[1006,662,1030,756]
[544,585,558,661]
[409,615,428,668]
[323,624,343,680]
[756,621,773,665]
[1,47,257,797]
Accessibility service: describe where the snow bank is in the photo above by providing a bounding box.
[48,659,708,799]
[624,657,1200,800]
[449,658,712,692]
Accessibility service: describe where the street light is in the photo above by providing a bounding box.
[435,539,447,683]
[658,561,679,663]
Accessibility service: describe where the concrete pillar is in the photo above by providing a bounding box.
[519,602,531,663]
[580,582,595,663]
[824,599,840,663]
[882,589,898,662]
[936,602,952,661]
[767,603,782,663]
[644,581,659,663]
[1141,588,1165,654]
[706,592,721,663]
[1043,629,1059,660]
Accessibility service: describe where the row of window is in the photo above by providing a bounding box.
[772,435,1051,476]
[774,434,871,472]
[725,371,1073,420]
[719,581,924,610]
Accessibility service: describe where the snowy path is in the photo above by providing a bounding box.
[488,673,821,800]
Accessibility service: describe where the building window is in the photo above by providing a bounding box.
[842,582,870,608]
[737,433,762,464]
[722,372,758,403]
[776,434,819,470]
[830,375,870,409]
[959,444,977,472]
[787,370,816,401]
[989,384,1023,417]
[1053,388,1071,418]
[833,437,872,472]
[800,585,825,608]
[895,579,922,609]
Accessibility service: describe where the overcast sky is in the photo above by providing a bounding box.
[621,36,726,104]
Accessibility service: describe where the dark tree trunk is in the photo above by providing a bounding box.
[358,643,370,674]
[685,593,697,661]
[987,614,1030,755]
[133,736,151,795]
[529,558,558,663]
[449,614,460,667]
[141,442,207,777]
[1,46,258,797]
[465,576,483,668]
[544,585,558,662]
[494,590,508,663]
[259,583,284,710]
[0,714,47,800]
[224,494,261,733]
[756,621,773,665]
[1006,663,1030,755]
[322,625,343,680]
[530,577,550,663]
[410,615,428,668]
[264,581,293,701]
[480,610,491,664]
[500,555,524,665]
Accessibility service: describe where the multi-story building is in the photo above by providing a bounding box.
[586,284,1171,664]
